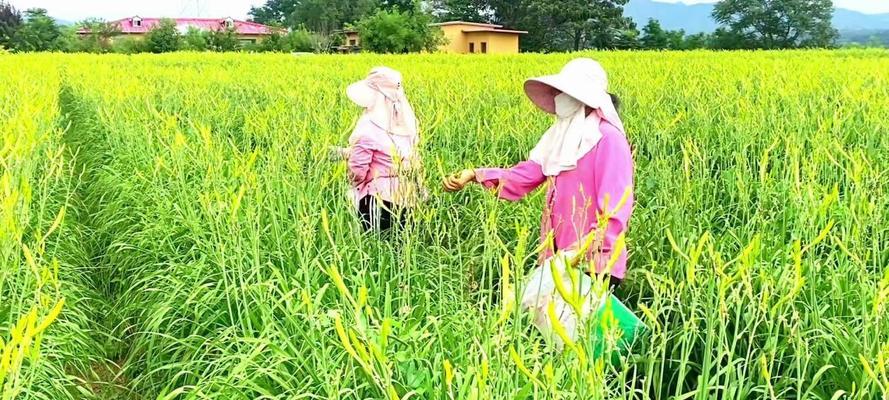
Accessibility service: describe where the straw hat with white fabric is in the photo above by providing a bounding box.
[346,66,419,144]
[523,58,625,176]
[329,66,418,159]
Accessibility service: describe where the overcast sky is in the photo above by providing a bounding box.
[8,0,889,22]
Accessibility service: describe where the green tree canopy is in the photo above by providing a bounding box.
[379,0,417,14]
[712,0,837,48]
[0,1,22,49]
[709,26,752,49]
[73,18,120,53]
[182,27,209,51]
[249,0,299,26]
[445,0,637,51]
[12,8,63,52]
[207,27,239,52]
[297,0,377,34]
[432,0,488,22]
[357,9,442,53]
[287,28,323,52]
[683,32,709,49]
[145,19,181,53]
[112,36,147,54]
[250,0,377,34]
[665,28,685,49]
[640,18,668,49]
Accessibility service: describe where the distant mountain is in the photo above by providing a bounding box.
[838,29,889,46]
[833,8,889,30]
[625,0,889,33]
[625,0,718,33]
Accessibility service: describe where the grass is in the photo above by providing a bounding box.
[0,50,887,399]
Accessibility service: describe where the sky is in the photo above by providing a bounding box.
[8,0,889,22]
[655,0,889,14]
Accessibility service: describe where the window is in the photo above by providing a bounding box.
[224,17,235,29]
[469,42,475,53]
[132,17,142,27]
[349,39,357,46]
[481,42,488,53]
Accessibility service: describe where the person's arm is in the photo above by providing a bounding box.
[347,137,375,184]
[444,160,546,201]
[473,160,547,201]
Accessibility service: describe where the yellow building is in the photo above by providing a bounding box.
[336,29,361,53]
[336,21,526,54]
[431,21,527,54]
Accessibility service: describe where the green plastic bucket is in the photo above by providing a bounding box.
[589,294,646,363]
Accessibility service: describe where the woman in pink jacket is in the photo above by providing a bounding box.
[444,58,634,289]
[342,67,423,232]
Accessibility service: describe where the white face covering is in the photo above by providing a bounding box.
[555,93,583,118]
[529,93,603,176]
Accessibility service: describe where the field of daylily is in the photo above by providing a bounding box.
[1,50,888,400]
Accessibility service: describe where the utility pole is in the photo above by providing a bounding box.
[180,0,204,17]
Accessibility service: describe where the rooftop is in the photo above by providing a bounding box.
[462,28,528,34]
[430,21,504,28]
[77,17,283,36]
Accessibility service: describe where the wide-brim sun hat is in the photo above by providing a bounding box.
[346,80,376,108]
[347,66,403,108]
[524,58,614,115]
[345,66,418,139]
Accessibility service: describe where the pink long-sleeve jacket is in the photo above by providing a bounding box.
[474,120,634,279]
[347,118,418,207]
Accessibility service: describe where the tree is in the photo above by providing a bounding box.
[251,0,442,51]
[712,0,837,49]
[487,0,634,51]
[665,29,685,49]
[73,18,120,53]
[294,0,377,35]
[684,32,709,49]
[182,27,209,51]
[112,36,147,54]
[207,27,239,52]
[710,26,751,49]
[486,0,528,28]
[640,19,713,50]
[482,0,546,51]
[865,34,888,48]
[0,1,22,50]
[357,9,442,53]
[286,28,321,52]
[250,0,377,33]
[249,0,298,26]
[257,32,287,52]
[581,1,638,50]
[145,19,181,53]
[379,0,416,14]
[431,0,488,22]
[11,8,63,51]
[611,24,640,50]
[640,18,668,49]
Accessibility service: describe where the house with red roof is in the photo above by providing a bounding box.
[77,16,284,45]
